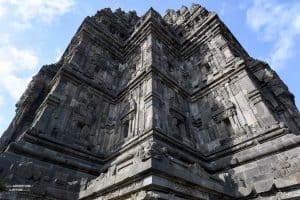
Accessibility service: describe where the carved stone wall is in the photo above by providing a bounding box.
[0,4,299,200]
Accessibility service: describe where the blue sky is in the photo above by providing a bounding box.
[0,0,299,135]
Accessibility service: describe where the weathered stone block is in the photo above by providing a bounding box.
[0,3,300,200]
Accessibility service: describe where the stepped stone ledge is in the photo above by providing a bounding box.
[0,4,300,200]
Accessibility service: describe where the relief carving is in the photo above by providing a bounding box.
[70,89,97,146]
[209,86,244,138]
[189,162,210,178]
[121,93,137,139]
[136,141,162,161]
[50,109,60,138]
[168,95,190,140]
[192,116,202,131]
[1,5,299,200]
[169,109,188,140]
[101,118,116,135]
[272,155,299,179]
[232,175,247,188]
[16,162,42,182]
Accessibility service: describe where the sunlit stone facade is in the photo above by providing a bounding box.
[1,4,300,200]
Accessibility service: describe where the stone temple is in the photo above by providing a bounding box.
[0,4,300,200]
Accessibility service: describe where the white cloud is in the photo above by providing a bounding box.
[246,0,300,69]
[0,33,9,44]
[55,48,63,62]
[0,1,72,100]
[0,95,4,106]
[0,115,3,126]
[0,0,75,29]
[0,3,6,17]
[0,41,38,100]
[293,15,300,32]
[12,21,32,31]
[219,2,227,16]
[0,115,5,136]
[0,0,74,136]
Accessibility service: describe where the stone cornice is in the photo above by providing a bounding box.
[51,57,247,106]
[61,7,225,64]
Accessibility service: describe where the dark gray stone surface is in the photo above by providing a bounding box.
[0,4,299,200]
